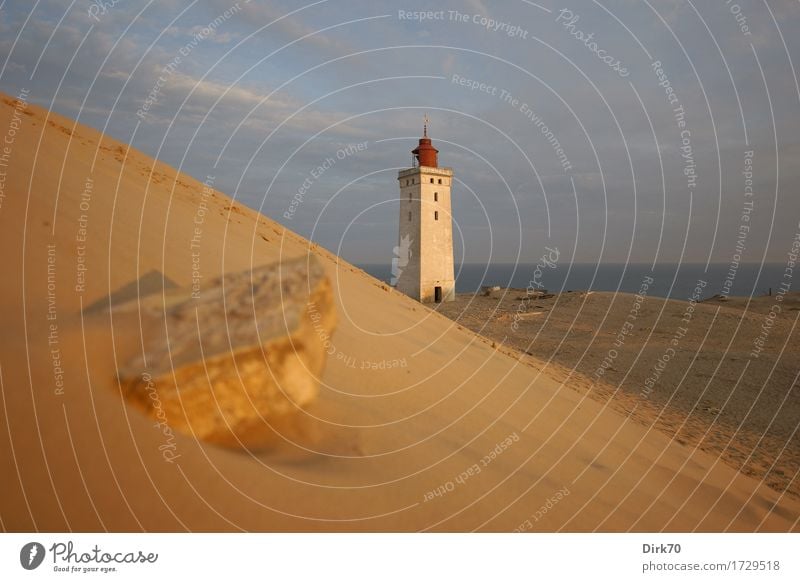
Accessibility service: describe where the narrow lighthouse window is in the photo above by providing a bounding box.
[434,192,438,202]
[408,211,412,221]
[435,211,439,221]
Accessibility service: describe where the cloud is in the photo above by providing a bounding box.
[206,0,356,56]
[0,0,798,263]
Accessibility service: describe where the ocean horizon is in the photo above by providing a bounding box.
[356,262,790,300]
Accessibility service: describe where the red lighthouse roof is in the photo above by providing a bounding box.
[412,119,438,168]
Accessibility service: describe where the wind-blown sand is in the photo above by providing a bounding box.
[437,289,800,500]
[1,94,798,531]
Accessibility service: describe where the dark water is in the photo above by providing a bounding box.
[356,262,789,300]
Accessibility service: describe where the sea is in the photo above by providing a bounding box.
[356,262,790,300]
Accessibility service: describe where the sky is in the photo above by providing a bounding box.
[1,0,799,266]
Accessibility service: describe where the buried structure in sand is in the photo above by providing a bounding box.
[117,257,336,450]
[394,121,456,304]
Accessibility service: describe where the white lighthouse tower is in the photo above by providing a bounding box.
[394,119,455,303]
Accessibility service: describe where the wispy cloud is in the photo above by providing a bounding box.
[0,0,798,263]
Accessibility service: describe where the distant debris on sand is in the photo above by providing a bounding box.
[117,256,336,450]
[701,294,730,302]
[480,285,553,299]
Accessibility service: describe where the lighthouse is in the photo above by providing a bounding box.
[394,119,455,303]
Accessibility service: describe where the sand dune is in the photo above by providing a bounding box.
[1,94,798,531]
[439,290,800,501]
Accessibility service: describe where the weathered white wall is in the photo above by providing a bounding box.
[396,166,455,303]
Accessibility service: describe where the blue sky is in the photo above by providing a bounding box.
[2,0,799,265]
